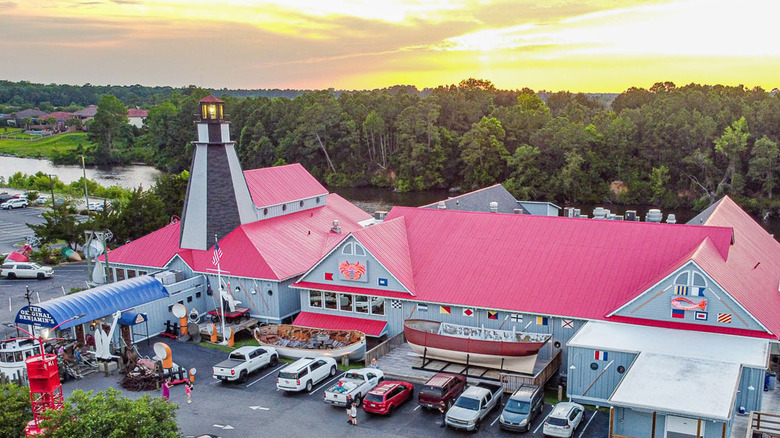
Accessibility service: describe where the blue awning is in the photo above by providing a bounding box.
[15,276,169,329]
[118,311,148,326]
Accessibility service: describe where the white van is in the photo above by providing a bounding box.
[276,357,337,392]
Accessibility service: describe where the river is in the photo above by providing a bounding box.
[0,156,162,190]
[1,156,777,238]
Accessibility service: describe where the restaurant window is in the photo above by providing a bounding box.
[127,270,136,278]
[139,271,147,276]
[339,294,353,312]
[115,269,125,281]
[355,295,369,314]
[309,290,323,308]
[324,292,337,310]
[370,297,385,316]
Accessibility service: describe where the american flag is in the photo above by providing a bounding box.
[212,242,224,266]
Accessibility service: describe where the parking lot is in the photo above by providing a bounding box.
[0,203,45,256]
[62,340,609,438]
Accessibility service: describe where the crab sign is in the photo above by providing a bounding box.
[339,260,366,280]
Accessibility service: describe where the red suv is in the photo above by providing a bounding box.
[363,381,414,415]
[417,372,467,410]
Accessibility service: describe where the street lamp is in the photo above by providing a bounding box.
[5,314,86,356]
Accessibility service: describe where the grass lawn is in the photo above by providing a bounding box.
[0,132,89,157]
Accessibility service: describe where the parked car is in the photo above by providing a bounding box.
[499,384,544,432]
[212,346,278,383]
[35,194,51,205]
[87,201,105,212]
[542,402,585,437]
[363,380,414,415]
[445,382,504,431]
[323,367,384,407]
[276,356,337,392]
[418,372,467,410]
[1,198,28,209]
[0,193,13,203]
[1,262,54,280]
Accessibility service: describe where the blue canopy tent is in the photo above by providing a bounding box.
[118,311,151,346]
[15,276,169,330]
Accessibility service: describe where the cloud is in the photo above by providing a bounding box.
[0,1,17,9]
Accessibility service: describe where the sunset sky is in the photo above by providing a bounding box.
[1,0,778,92]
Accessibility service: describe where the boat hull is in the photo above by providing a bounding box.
[403,319,550,374]
[407,341,539,374]
[254,325,366,361]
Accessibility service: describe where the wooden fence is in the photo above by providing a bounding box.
[364,331,405,365]
[749,411,780,438]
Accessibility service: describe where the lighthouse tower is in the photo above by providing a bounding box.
[179,96,256,250]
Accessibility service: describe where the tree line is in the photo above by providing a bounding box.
[3,79,780,215]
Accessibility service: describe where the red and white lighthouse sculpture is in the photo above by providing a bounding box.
[24,353,64,436]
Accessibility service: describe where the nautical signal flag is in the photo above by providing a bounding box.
[717,313,732,323]
[510,314,522,322]
[536,316,548,326]
[463,308,474,317]
[675,285,705,297]
[694,311,708,321]
[324,272,334,281]
[390,300,402,309]
[594,350,609,361]
[440,306,451,315]
[487,311,498,320]
[671,309,685,319]
[562,319,574,329]
[418,303,428,312]
[378,278,388,286]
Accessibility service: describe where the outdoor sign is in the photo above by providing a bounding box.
[15,306,57,327]
[337,258,368,282]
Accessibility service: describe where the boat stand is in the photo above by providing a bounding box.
[412,347,500,381]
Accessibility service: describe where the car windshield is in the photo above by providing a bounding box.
[364,393,383,403]
[504,399,531,414]
[547,417,568,426]
[454,397,480,411]
[421,385,445,397]
[344,373,361,380]
[278,372,298,379]
[29,263,42,269]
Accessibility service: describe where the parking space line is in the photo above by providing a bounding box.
[533,415,544,434]
[413,405,420,411]
[578,411,597,438]
[246,364,285,387]
[309,372,345,395]
[489,411,501,427]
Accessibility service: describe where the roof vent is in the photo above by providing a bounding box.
[593,207,608,219]
[645,209,663,223]
[331,219,341,233]
[489,201,498,213]
[513,208,523,214]
[437,201,446,209]
[625,210,637,221]
[666,214,677,224]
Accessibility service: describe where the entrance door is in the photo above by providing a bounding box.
[666,415,703,438]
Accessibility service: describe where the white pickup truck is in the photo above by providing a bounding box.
[445,382,504,432]
[323,367,384,407]
[212,346,278,383]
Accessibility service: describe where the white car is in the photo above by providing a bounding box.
[1,262,54,280]
[1,199,28,209]
[276,356,337,392]
[87,202,105,212]
[35,195,51,205]
[543,402,585,437]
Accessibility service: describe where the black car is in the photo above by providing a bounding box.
[0,193,13,203]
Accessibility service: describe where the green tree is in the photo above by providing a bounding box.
[27,200,83,250]
[0,383,32,438]
[394,100,446,191]
[459,117,508,189]
[504,144,542,200]
[748,136,779,199]
[40,388,179,438]
[649,165,672,206]
[714,117,749,195]
[88,95,127,163]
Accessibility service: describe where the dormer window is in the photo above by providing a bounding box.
[341,242,365,256]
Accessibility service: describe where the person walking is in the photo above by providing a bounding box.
[438,401,447,427]
[162,378,171,401]
[350,401,358,426]
[369,358,378,369]
[185,381,193,404]
[345,395,353,424]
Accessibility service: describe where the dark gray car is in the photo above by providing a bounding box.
[499,384,544,432]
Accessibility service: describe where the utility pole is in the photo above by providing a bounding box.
[48,174,56,209]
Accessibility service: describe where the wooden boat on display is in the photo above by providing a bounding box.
[403,319,551,374]
[253,324,366,361]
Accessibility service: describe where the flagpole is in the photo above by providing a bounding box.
[216,234,227,346]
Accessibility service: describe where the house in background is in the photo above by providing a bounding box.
[421,183,560,216]
[127,108,148,128]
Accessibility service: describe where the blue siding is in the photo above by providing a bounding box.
[567,346,637,404]
[614,261,763,332]
[612,408,730,438]
[735,366,764,414]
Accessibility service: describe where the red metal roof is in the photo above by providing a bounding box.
[106,193,371,280]
[127,109,148,118]
[293,311,387,336]
[299,207,738,327]
[244,163,328,208]
[352,216,416,294]
[690,197,780,337]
